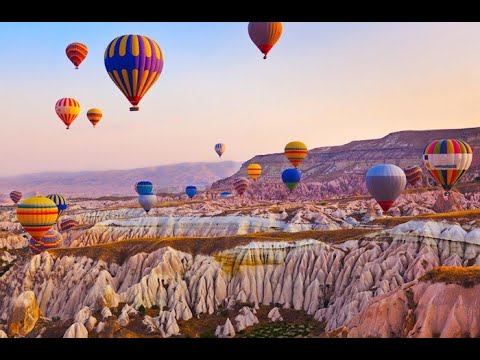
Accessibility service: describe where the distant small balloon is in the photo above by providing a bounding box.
[220,191,233,198]
[185,186,198,199]
[60,218,80,232]
[247,163,262,182]
[55,98,80,130]
[87,108,103,128]
[46,194,68,218]
[403,166,423,186]
[10,191,22,204]
[281,168,301,192]
[29,228,62,254]
[66,42,88,69]
[284,141,308,168]
[135,181,154,195]
[138,194,157,213]
[233,177,249,195]
[248,22,283,59]
[215,143,226,157]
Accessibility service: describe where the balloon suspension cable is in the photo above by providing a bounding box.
[130,106,140,112]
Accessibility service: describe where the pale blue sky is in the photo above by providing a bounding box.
[0,22,479,176]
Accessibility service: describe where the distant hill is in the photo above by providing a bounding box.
[0,161,242,198]
[212,127,480,199]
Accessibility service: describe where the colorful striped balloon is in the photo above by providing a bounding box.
[66,42,88,69]
[135,181,154,195]
[87,108,103,128]
[282,168,301,192]
[366,164,407,212]
[215,143,226,157]
[247,163,262,182]
[16,196,58,242]
[104,34,164,111]
[285,141,308,168]
[248,22,283,59]
[60,218,80,232]
[233,177,249,196]
[46,194,68,217]
[10,191,22,204]
[55,98,80,129]
[29,229,63,254]
[423,139,473,195]
[403,166,423,187]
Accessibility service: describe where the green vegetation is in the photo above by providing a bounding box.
[240,322,314,338]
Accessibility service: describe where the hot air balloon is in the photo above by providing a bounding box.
[104,34,164,111]
[16,196,58,242]
[233,177,249,196]
[29,228,62,254]
[247,163,262,182]
[66,42,88,69]
[46,194,68,218]
[284,141,308,168]
[366,164,406,213]
[135,181,154,195]
[87,108,103,128]
[248,22,283,59]
[215,143,226,157]
[404,166,423,187]
[10,191,22,204]
[185,186,197,199]
[475,176,480,183]
[282,168,301,192]
[220,191,233,198]
[138,194,157,213]
[423,139,473,195]
[60,218,80,232]
[55,98,80,129]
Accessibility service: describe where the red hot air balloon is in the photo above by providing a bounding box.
[66,42,88,69]
[248,22,283,59]
[233,177,249,196]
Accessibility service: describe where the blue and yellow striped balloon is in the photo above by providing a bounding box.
[46,194,68,217]
[104,34,164,111]
[16,196,58,241]
[29,228,63,254]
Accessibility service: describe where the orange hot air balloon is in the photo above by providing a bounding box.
[284,141,308,168]
[55,98,80,129]
[248,22,283,59]
[247,163,262,182]
[87,108,103,128]
[66,42,88,69]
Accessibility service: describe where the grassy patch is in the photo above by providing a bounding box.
[241,322,314,338]
[420,266,480,287]
[370,209,480,228]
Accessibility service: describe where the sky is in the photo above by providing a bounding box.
[0,22,479,176]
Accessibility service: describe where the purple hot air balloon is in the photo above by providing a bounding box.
[366,164,407,212]
[10,191,22,204]
[29,228,63,254]
[404,166,423,187]
[233,177,249,196]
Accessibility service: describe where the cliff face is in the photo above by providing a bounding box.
[212,128,480,199]
[1,220,479,338]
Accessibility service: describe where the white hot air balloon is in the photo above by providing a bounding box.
[138,194,157,214]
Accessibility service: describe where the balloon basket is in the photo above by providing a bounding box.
[130,106,139,111]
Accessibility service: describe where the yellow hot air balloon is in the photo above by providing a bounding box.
[284,141,308,168]
[16,196,58,242]
[87,108,103,128]
[247,163,262,182]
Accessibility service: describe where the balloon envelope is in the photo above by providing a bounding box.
[10,191,22,204]
[423,139,473,193]
[17,196,58,241]
[248,22,283,59]
[404,166,423,186]
[282,168,301,192]
[87,108,103,127]
[29,228,62,254]
[220,191,233,198]
[247,163,262,182]
[233,177,249,195]
[66,42,88,69]
[55,98,80,129]
[135,181,154,195]
[366,164,406,212]
[104,34,164,111]
[185,186,198,199]
[284,141,308,168]
[138,194,157,213]
[215,143,226,157]
[60,218,80,232]
[46,194,68,217]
